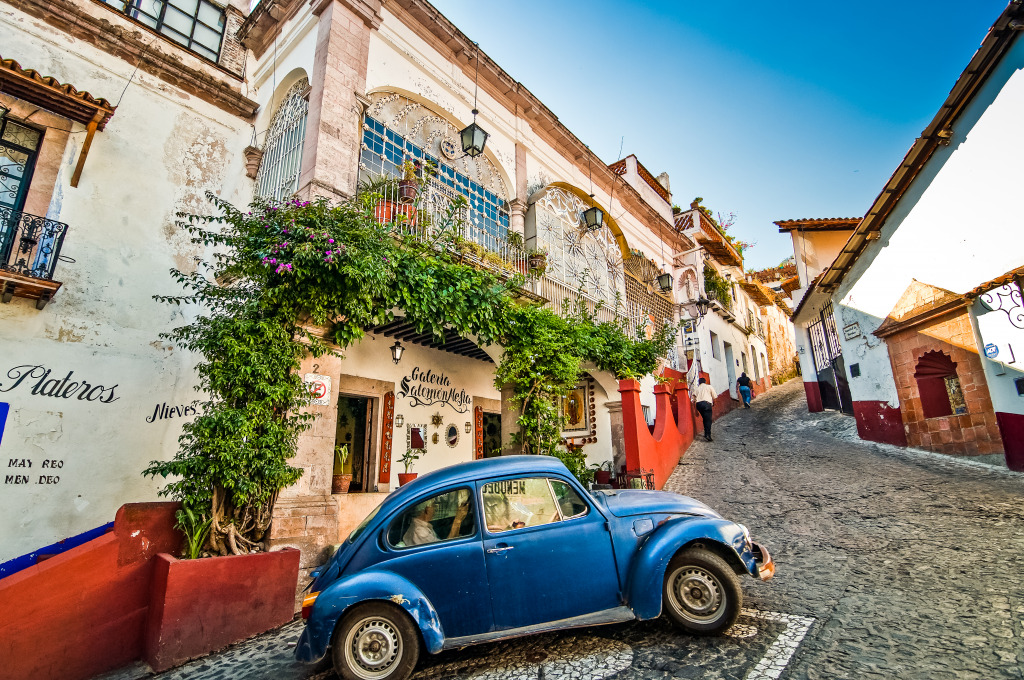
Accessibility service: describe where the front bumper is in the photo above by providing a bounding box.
[752,542,775,581]
[295,625,327,664]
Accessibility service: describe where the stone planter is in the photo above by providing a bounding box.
[243,145,264,179]
[143,548,300,672]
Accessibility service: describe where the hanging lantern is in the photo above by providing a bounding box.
[0,102,9,125]
[695,296,711,317]
[390,340,405,364]
[657,272,674,292]
[581,206,604,231]
[460,117,489,157]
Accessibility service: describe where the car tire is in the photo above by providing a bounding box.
[331,601,421,680]
[662,547,742,635]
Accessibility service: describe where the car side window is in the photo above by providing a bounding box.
[387,487,475,549]
[482,477,561,533]
[550,480,589,519]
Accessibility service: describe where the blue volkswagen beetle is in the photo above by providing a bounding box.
[296,456,773,680]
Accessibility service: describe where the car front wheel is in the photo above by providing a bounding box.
[332,601,421,680]
[662,547,742,635]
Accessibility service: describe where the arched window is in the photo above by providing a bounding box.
[358,92,509,252]
[532,186,624,304]
[255,79,309,202]
[914,350,967,418]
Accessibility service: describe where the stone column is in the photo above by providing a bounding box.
[297,0,382,202]
[500,384,522,455]
[605,400,624,475]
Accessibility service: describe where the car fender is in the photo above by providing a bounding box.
[625,517,752,620]
[300,568,446,662]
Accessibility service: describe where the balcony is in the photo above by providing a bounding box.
[368,179,527,279]
[706,289,735,321]
[1,206,68,308]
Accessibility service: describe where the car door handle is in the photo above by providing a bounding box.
[486,545,514,554]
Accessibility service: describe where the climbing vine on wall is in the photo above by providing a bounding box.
[145,184,675,556]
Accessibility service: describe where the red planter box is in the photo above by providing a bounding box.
[144,548,300,671]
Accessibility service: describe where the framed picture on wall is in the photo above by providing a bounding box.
[561,383,589,434]
[408,424,427,452]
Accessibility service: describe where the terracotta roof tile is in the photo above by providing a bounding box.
[1,56,116,129]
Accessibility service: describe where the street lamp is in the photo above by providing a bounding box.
[390,340,405,364]
[0,101,8,125]
[459,42,489,158]
[656,271,674,292]
[581,206,604,231]
[695,296,711,317]
[465,421,472,433]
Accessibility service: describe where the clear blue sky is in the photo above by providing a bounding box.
[431,0,1009,270]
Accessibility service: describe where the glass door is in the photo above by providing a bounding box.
[1,119,43,266]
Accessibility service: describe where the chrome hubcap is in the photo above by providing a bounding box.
[669,566,723,621]
[345,617,403,680]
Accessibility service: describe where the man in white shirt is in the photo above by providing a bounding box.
[403,497,470,546]
[693,378,717,442]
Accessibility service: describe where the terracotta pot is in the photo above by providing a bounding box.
[332,474,353,494]
[594,470,611,485]
[398,179,418,202]
[242,145,264,179]
[528,254,547,272]
[374,201,417,224]
[398,472,418,486]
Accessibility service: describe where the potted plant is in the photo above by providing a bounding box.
[331,444,352,494]
[398,448,420,486]
[590,460,613,486]
[527,248,548,275]
[398,159,420,203]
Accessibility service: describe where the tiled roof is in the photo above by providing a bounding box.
[774,218,860,232]
[964,264,1024,299]
[608,155,671,204]
[0,56,116,129]
[874,280,967,337]
[750,263,797,283]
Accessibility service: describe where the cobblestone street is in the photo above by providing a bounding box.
[129,380,1024,680]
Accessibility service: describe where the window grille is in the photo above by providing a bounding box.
[359,115,509,247]
[255,80,309,203]
[100,0,225,62]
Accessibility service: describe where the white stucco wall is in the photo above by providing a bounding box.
[834,37,1024,404]
[0,8,253,561]
[972,294,1024,416]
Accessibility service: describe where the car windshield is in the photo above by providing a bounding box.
[347,503,382,543]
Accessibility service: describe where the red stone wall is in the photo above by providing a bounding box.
[884,310,1003,455]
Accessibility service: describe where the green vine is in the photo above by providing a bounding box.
[146,184,674,554]
[704,263,732,307]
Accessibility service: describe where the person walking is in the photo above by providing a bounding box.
[693,378,717,442]
[737,372,753,408]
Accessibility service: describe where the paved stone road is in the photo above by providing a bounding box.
[130,380,1023,680]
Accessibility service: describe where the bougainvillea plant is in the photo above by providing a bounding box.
[146,182,675,556]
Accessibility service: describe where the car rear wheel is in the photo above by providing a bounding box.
[332,602,420,680]
[663,547,742,635]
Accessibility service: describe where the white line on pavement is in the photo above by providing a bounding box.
[742,609,815,680]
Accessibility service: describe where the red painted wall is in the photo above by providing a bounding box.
[852,400,908,447]
[619,372,694,490]
[804,381,824,412]
[145,549,300,671]
[0,503,181,680]
[996,412,1024,471]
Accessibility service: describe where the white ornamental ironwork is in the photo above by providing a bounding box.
[534,187,624,305]
[255,79,309,202]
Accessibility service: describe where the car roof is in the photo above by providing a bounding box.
[400,455,569,492]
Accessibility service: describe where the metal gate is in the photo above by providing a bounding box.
[807,301,853,414]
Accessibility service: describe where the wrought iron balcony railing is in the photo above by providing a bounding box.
[1,206,68,281]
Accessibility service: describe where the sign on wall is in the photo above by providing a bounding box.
[398,367,471,413]
[303,373,332,406]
